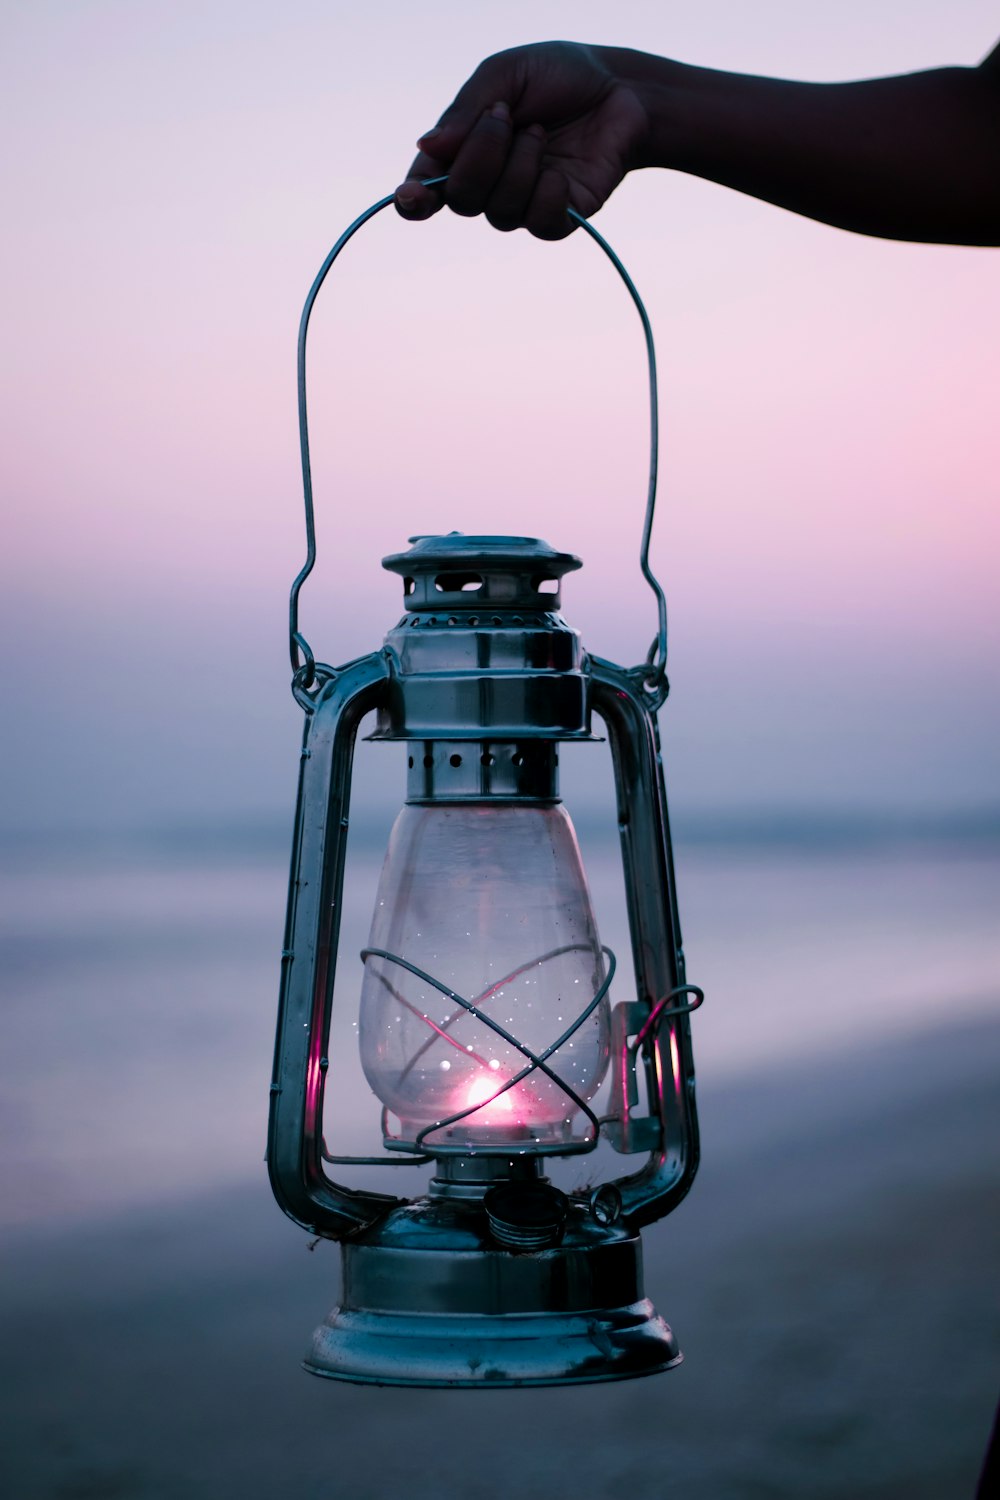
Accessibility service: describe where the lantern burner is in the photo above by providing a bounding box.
[427,1153,543,1201]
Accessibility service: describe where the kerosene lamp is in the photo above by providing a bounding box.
[267,184,703,1387]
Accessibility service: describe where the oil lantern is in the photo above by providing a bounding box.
[267,186,703,1387]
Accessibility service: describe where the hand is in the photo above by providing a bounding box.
[395,42,650,239]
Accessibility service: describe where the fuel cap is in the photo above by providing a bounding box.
[483,1181,569,1251]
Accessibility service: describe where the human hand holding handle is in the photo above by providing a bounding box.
[394,42,650,240]
[394,36,1000,246]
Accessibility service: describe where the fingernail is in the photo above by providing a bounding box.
[417,126,441,146]
[490,102,511,123]
[396,187,418,209]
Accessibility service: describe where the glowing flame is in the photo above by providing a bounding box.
[464,1073,515,1121]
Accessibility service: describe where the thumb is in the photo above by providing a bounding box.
[414,107,484,165]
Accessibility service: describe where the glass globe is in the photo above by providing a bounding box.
[359,801,610,1153]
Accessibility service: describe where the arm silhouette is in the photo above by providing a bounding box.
[396,39,1000,244]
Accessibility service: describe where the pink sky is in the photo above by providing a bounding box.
[1,1,998,828]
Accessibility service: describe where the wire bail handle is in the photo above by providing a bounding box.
[290,177,669,704]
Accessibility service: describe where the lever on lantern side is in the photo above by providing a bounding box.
[589,658,701,1233]
[632,984,705,1053]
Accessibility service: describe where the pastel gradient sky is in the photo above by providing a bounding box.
[1,1,998,831]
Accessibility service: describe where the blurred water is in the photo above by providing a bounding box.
[1,824,998,1233]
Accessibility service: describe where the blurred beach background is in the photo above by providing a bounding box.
[2,3,998,1497]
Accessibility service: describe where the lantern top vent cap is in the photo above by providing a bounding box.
[383,533,582,614]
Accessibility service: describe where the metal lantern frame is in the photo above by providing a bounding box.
[267,182,704,1386]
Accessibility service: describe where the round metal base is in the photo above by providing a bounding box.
[303,1197,681,1388]
[306,1302,680,1387]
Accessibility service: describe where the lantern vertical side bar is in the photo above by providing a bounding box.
[588,659,700,1232]
[268,650,405,1238]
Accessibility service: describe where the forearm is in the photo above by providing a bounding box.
[612,48,1000,245]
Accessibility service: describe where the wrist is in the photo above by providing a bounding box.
[593,46,696,170]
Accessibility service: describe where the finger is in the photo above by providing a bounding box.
[524,166,573,241]
[484,126,547,232]
[446,103,514,218]
[415,51,523,165]
[395,150,449,220]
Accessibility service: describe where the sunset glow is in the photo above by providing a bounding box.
[2,1,997,836]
